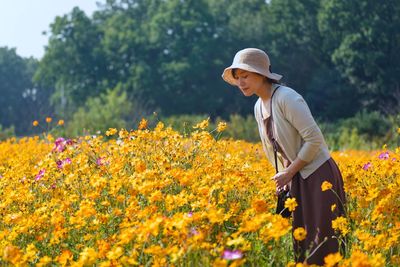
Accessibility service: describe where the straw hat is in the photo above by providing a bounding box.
[222,48,283,86]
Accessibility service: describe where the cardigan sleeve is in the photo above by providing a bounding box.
[281,92,325,163]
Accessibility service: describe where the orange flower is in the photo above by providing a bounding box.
[324,252,342,267]
[293,227,307,241]
[57,250,73,265]
[138,118,148,130]
[46,117,52,123]
[252,199,268,213]
[32,120,39,126]
[284,197,298,212]
[217,122,227,133]
[321,181,333,191]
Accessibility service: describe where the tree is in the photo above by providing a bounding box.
[34,7,108,116]
[0,47,50,134]
[318,0,400,114]
[264,0,362,120]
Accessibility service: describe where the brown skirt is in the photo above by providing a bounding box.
[290,158,346,265]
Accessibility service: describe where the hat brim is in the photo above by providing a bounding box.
[222,63,283,86]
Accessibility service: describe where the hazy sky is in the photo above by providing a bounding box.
[0,0,106,59]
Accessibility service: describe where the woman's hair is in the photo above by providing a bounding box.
[231,68,280,84]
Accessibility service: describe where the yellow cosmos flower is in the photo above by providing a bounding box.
[57,250,73,265]
[324,252,342,267]
[58,119,64,126]
[293,227,307,241]
[284,197,298,212]
[138,118,148,130]
[2,120,400,266]
[32,120,39,126]
[332,216,349,235]
[105,128,118,136]
[3,245,22,264]
[37,256,52,267]
[217,121,227,132]
[45,117,52,123]
[321,181,333,191]
[193,117,209,129]
[78,247,97,265]
[252,199,268,213]
[331,204,337,212]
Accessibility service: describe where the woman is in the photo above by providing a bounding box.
[221,48,346,265]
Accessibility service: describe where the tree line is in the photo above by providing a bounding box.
[1,0,399,136]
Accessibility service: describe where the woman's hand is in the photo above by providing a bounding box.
[272,158,308,191]
[272,171,293,191]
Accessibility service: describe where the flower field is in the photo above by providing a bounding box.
[0,121,399,266]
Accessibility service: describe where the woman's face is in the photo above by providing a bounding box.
[233,69,266,97]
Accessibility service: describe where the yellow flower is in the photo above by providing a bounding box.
[193,118,210,130]
[332,216,349,235]
[397,127,400,134]
[331,204,337,212]
[106,246,124,260]
[45,117,52,123]
[105,128,118,136]
[284,197,298,212]
[3,245,22,264]
[37,256,52,267]
[321,181,333,191]
[293,227,307,241]
[57,250,73,265]
[370,253,385,267]
[138,118,148,130]
[226,236,246,246]
[324,252,342,267]
[252,199,268,213]
[217,122,227,132]
[23,243,38,263]
[78,247,97,265]
[32,120,39,126]
[58,119,64,126]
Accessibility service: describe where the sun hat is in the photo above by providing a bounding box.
[221,48,283,86]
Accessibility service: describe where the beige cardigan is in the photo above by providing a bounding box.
[254,84,331,179]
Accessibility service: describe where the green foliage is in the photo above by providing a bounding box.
[0,47,51,135]
[218,114,260,142]
[0,125,15,141]
[66,87,146,136]
[162,112,395,151]
[319,110,392,150]
[160,114,259,142]
[34,7,107,114]
[161,114,212,135]
[2,0,400,138]
[318,0,400,113]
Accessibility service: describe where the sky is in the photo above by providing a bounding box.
[0,0,106,59]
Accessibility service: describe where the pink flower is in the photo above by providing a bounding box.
[53,138,73,152]
[189,227,199,236]
[96,157,104,166]
[378,151,389,160]
[362,162,372,170]
[187,211,193,218]
[35,169,45,181]
[53,138,66,152]
[96,157,109,166]
[222,249,243,260]
[57,158,72,169]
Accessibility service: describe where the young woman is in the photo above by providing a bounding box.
[221,48,346,265]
